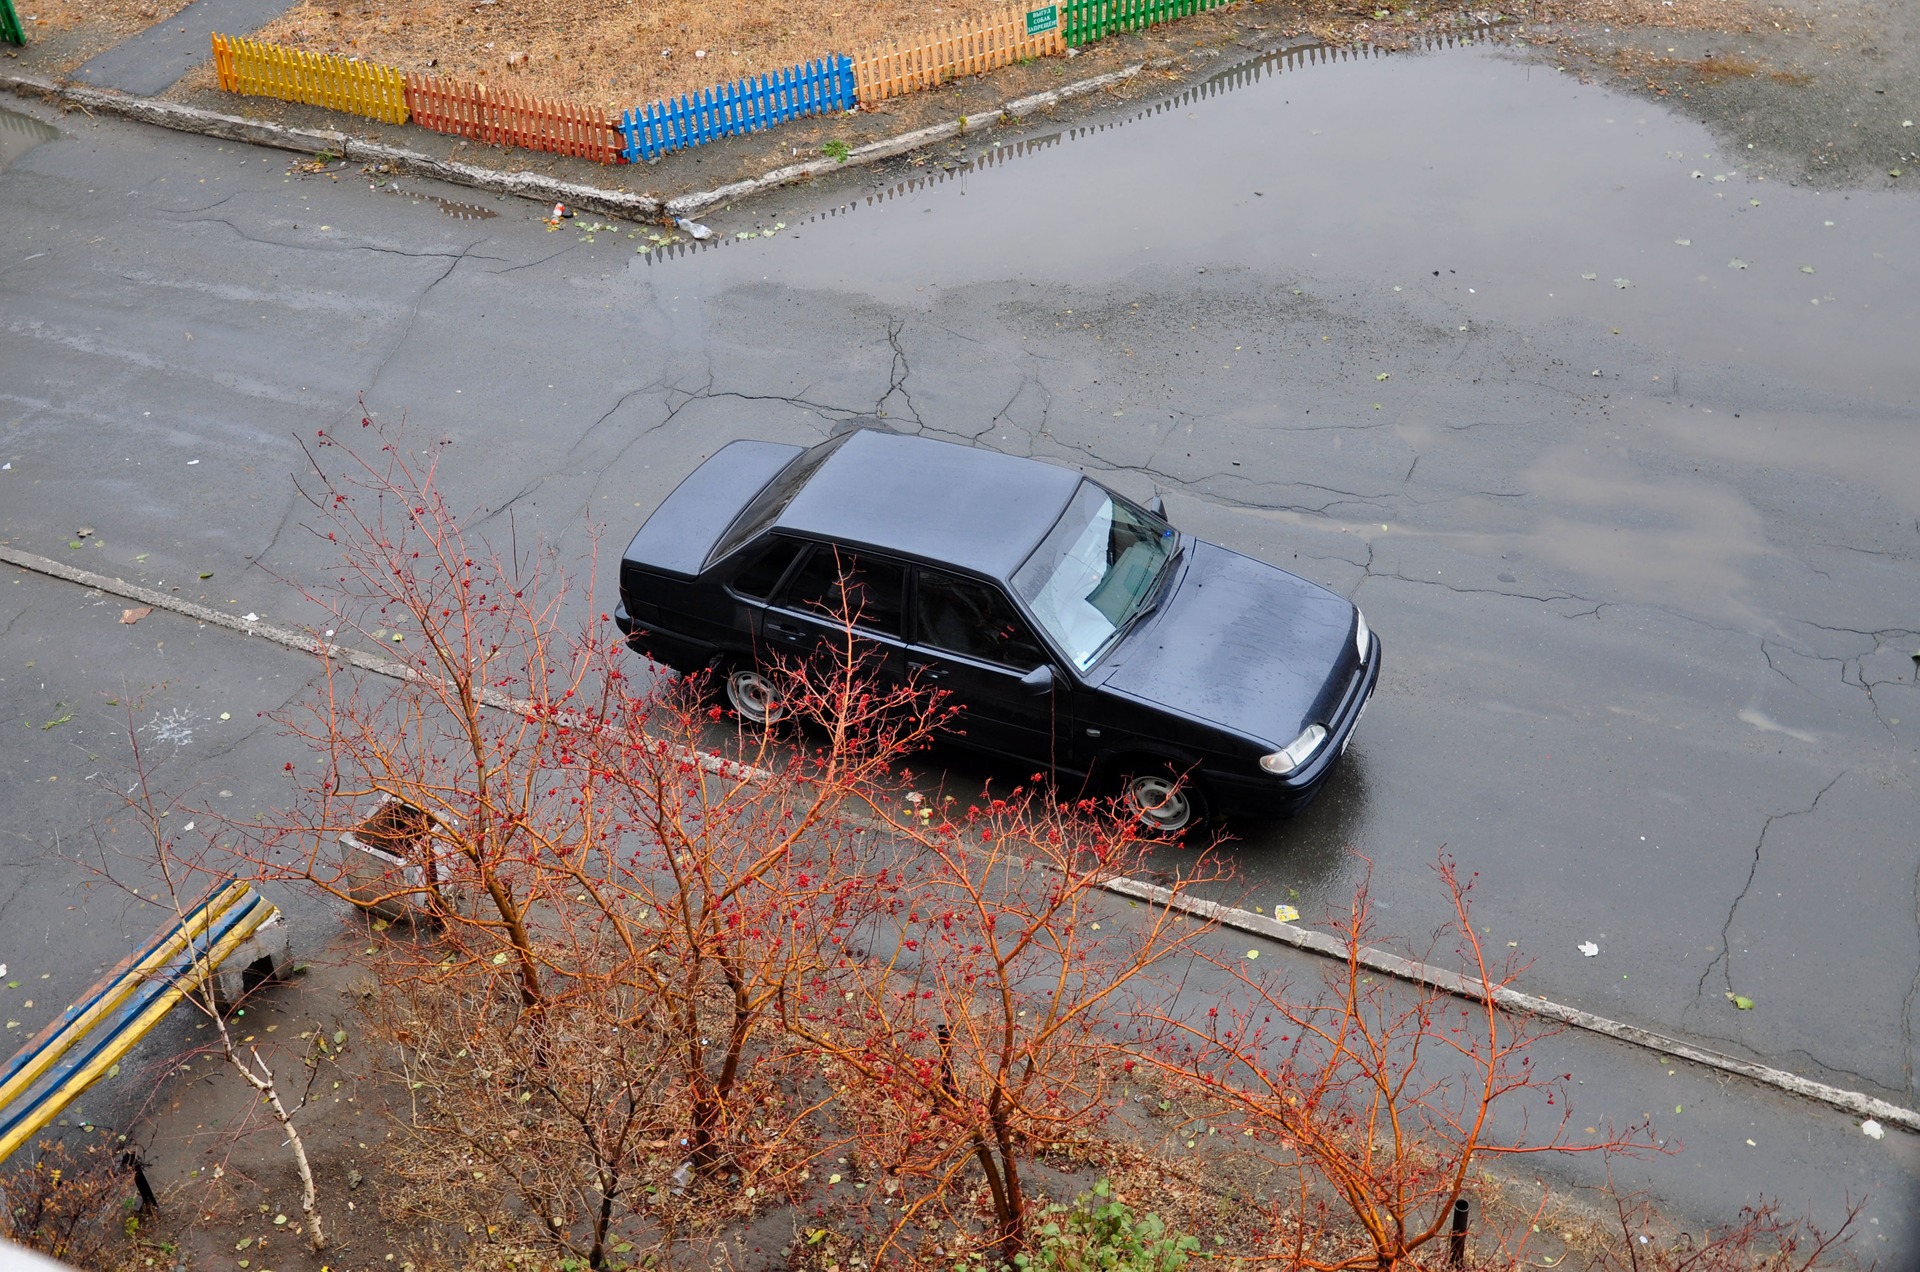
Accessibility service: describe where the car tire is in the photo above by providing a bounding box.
[722,663,788,726]
[1117,761,1207,836]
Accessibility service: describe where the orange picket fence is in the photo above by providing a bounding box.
[405,75,624,164]
[851,2,1066,106]
[211,33,409,124]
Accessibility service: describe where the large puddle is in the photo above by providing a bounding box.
[0,106,59,173]
[636,32,1920,408]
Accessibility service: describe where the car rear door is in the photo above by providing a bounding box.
[760,540,909,690]
[907,567,1074,773]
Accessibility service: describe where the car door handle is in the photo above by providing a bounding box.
[909,661,949,682]
[765,620,807,640]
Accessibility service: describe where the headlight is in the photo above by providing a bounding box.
[1260,724,1328,776]
[1355,609,1371,661]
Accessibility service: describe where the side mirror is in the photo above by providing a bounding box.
[1146,495,1168,520]
[1019,665,1055,696]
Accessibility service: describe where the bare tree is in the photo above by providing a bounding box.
[1137,852,1664,1271]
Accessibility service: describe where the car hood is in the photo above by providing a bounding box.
[1097,540,1358,745]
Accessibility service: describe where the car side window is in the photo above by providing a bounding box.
[779,545,906,638]
[728,537,803,601]
[914,569,1048,671]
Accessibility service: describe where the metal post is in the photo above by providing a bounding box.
[1448,1197,1470,1268]
[122,1151,157,1215]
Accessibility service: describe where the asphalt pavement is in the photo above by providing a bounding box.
[2,29,1917,1255]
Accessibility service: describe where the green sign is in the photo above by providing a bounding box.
[1026,4,1059,35]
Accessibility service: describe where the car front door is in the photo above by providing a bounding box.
[907,567,1073,774]
[761,541,909,691]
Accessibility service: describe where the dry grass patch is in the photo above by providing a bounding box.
[249,0,1016,113]
[12,0,190,39]
[1605,44,1811,83]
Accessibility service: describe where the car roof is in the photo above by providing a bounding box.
[772,429,1084,581]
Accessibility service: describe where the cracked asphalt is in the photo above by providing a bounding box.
[2,30,1916,1246]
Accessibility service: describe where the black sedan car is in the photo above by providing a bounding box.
[615,429,1379,831]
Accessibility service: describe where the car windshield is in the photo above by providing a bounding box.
[1012,481,1176,671]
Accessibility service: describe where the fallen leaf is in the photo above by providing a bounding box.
[1246,950,1260,959]
[198,570,213,579]
[1863,1119,1885,1139]
[120,607,153,625]
[1613,278,1631,288]
[1728,258,1748,269]
[1580,272,1598,281]
[1800,265,1815,273]
[1274,904,1300,923]
[1732,994,1754,1010]
[1674,238,1691,245]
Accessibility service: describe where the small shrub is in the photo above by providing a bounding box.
[0,1136,135,1268]
[1017,1179,1200,1272]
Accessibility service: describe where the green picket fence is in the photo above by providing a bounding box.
[1062,0,1231,46]
[1,0,26,48]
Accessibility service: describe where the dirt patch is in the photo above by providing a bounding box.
[1534,0,1920,186]
[12,0,190,39]
[244,0,1783,113]
[14,924,1619,1272]
[249,0,1024,114]
[1603,45,1810,84]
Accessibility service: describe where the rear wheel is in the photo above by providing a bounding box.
[1118,761,1207,835]
[723,663,787,725]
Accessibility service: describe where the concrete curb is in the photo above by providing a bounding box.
[0,546,763,781]
[1106,877,1920,1133]
[6,544,1912,1134]
[0,60,1144,220]
[664,63,1145,217]
[0,72,666,218]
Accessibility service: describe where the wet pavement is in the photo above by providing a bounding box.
[0,106,58,173]
[2,29,1917,1247]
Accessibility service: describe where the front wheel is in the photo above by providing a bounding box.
[1118,762,1207,835]
[723,663,787,725]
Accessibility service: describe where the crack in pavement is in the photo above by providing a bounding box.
[363,239,486,396]
[164,214,508,268]
[468,476,547,531]
[1694,770,1847,1007]
[874,319,924,429]
[244,487,306,583]
[486,243,579,274]
[564,377,677,472]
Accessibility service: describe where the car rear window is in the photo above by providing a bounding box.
[705,432,851,570]
[779,546,906,638]
[729,537,803,600]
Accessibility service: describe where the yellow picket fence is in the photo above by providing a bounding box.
[851,3,1066,106]
[211,33,409,125]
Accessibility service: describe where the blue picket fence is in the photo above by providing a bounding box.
[620,55,856,163]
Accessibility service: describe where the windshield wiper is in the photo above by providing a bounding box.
[1104,539,1183,650]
